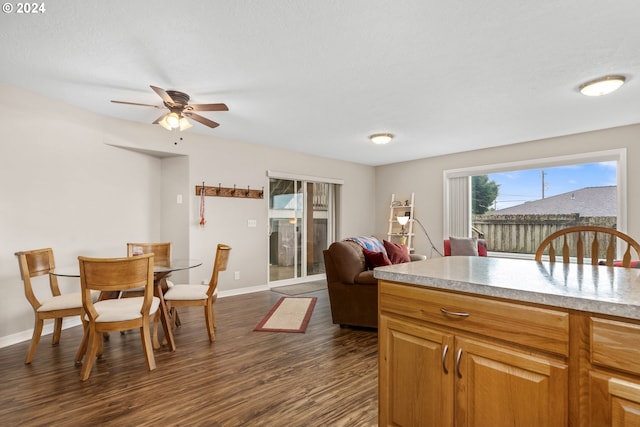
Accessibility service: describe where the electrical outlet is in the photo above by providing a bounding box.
[234,271,240,280]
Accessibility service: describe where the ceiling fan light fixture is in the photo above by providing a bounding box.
[157,114,173,131]
[165,112,181,128]
[370,133,394,145]
[579,75,626,96]
[179,116,192,131]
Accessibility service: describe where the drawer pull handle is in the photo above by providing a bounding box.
[442,344,449,374]
[440,308,470,317]
[456,348,463,378]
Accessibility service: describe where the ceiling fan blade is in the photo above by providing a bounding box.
[186,103,229,112]
[184,112,220,128]
[152,113,167,124]
[150,85,176,107]
[111,100,163,109]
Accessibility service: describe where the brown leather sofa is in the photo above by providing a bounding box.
[323,239,425,328]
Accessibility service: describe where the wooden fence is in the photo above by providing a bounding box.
[472,214,616,255]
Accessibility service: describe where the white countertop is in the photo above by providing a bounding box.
[374,256,640,320]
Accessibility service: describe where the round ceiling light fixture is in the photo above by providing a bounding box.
[370,133,394,145]
[579,75,626,97]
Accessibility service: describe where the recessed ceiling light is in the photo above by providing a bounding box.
[370,133,394,145]
[579,75,626,96]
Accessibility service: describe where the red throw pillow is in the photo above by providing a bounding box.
[362,248,391,269]
[383,240,410,264]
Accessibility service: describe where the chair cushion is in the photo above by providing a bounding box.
[449,236,479,256]
[164,284,217,301]
[599,260,640,268]
[37,292,83,312]
[87,296,160,322]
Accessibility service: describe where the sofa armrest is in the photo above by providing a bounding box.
[410,253,427,261]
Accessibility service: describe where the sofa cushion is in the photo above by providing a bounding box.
[362,248,391,269]
[383,239,410,264]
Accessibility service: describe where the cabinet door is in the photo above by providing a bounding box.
[455,337,568,427]
[589,372,640,427]
[379,314,454,427]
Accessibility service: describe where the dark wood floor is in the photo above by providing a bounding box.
[0,289,378,426]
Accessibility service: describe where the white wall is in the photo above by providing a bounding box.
[0,84,375,344]
[375,124,640,258]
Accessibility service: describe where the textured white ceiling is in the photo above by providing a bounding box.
[2,0,640,165]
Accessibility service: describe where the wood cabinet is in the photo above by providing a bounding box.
[379,315,454,427]
[587,317,640,427]
[379,280,569,427]
[455,337,567,427]
[376,256,640,426]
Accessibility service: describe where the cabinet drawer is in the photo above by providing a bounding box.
[379,280,569,356]
[591,317,640,376]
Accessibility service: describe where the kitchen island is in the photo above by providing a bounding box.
[374,256,640,427]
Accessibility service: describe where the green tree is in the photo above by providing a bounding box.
[472,175,499,214]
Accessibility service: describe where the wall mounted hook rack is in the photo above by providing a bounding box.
[196,183,264,200]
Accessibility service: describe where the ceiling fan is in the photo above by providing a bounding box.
[111,85,228,131]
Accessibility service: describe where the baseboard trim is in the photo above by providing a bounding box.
[1,284,271,348]
[0,317,83,349]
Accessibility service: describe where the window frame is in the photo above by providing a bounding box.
[443,149,627,257]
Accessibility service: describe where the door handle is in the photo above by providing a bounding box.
[455,348,463,378]
[440,308,470,317]
[442,344,449,374]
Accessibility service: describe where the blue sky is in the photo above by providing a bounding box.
[487,161,617,210]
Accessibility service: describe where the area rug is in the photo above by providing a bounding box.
[271,280,327,296]
[254,296,317,333]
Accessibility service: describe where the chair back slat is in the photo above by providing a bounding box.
[591,234,599,265]
[606,235,616,266]
[562,235,571,264]
[535,226,640,267]
[576,233,584,265]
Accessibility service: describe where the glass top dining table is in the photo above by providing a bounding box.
[50,258,202,277]
[50,258,202,352]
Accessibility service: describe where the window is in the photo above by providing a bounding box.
[444,149,626,257]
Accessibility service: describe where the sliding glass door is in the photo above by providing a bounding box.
[268,177,335,285]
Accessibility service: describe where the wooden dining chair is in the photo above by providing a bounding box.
[15,248,84,364]
[535,225,640,267]
[76,253,159,381]
[126,242,172,266]
[125,242,173,344]
[163,244,231,342]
